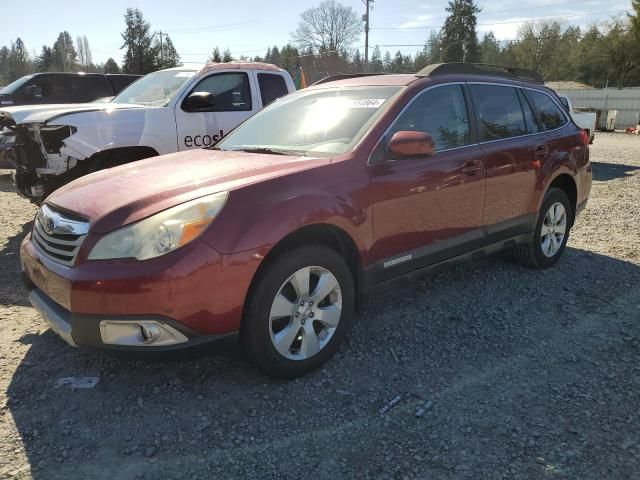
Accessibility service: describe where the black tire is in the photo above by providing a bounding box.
[242,245,355,379]
[514,188,573,269]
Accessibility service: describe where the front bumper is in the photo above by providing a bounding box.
[20,233,266,350]
[25,282,234,352]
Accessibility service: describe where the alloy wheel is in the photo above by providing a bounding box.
[540,202,567,258]
[269,266,342,360]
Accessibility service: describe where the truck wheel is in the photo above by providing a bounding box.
[243,245,355,379]
[514,188,572,269]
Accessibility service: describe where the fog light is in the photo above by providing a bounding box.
[100,320,189,347]
[140,323,161,343]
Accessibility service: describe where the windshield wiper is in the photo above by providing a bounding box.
[229,147,291,156]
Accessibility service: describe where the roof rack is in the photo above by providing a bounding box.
[311,73,385,86]
[416,63,544,84]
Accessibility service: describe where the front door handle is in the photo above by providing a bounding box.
[462,159,483,176]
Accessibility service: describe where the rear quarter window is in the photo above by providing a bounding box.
[517,89,542,134]
[257,73,289,107]
[527,90,567,131]
[107,75,140,94]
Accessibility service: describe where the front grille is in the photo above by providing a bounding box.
[32,205,88,266]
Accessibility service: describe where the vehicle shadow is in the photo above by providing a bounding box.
[0,220,32,307]
[591,162,640,181]
[4,247,640,479]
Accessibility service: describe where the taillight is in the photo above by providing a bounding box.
[579,129,590,146]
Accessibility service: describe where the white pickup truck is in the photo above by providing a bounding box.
[557,94,596,144]
[0,62,295,201]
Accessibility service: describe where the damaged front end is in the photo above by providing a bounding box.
[1,113,78,202]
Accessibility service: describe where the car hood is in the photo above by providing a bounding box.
[47,149,330,234]
[0,102,144,126]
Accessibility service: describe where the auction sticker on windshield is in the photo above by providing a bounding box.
[348,99,386,108]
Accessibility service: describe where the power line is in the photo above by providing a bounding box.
[161,18,280,35]
[371,8,629,30]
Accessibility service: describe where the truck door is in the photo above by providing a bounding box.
[174,71,259,151]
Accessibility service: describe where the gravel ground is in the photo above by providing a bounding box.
[0,132,639,480]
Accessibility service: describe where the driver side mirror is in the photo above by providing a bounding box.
[387,131,435,158]
[183,91,215,112]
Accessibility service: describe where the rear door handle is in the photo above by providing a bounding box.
[462,159,483,176]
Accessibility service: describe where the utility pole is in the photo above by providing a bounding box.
[153,31,169,68]
[362,0,373,72]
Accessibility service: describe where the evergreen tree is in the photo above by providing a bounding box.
[104,58,121,74]
[480,32,501,65]
[209,47,222,63]
[52,32,77,71]
[370,45,383,72]
[390,51,404,73]
[121,8,156,74]
[280,44,301,74]
[440,0,480,63]
[352,49,363,73]
[9,38,31,79]
[383,51,392,73]
[402,54,414,73]
[222,48,233,63]
[37,46,55,72]
[0,47,9,84]
[154,35,181,69]
[414,31,443,68]
[270,46,281,66]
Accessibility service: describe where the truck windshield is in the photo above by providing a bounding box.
[0,75,33,95]
[217,86,402,157]
[112,70,197,106]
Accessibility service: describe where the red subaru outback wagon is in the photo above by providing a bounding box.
[21,64,592,378]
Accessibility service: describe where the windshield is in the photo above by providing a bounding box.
[0,75,33,95]
[217,86,402,157]
[112,70,197,106]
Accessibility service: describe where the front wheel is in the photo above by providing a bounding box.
[514,188,572,269]
[242,245,355,379]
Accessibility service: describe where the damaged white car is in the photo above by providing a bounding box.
[0,62,295,202]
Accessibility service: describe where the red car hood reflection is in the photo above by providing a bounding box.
[47,149,329,234]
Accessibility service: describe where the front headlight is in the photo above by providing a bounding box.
[88,191,228,261]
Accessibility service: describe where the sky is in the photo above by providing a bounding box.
[1,0,633,66]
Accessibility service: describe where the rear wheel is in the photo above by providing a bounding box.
[514,188,572,269]
[243,246,355,378]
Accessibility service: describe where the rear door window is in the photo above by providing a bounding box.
[187,72,251,111]
[257,73,289,106]
[70,76,112,102]
[387,84,472,153]
[470,84,526,141]
[527,90,567,131]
